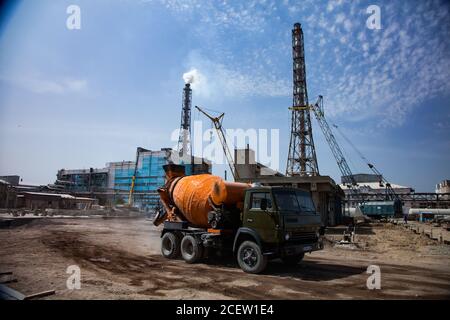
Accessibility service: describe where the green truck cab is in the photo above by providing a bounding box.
[160,186,324,274]
[233,186,324,273]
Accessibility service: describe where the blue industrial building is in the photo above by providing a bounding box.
[56,148,211,210]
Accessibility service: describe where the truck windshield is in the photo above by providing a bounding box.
[273,190,316,214]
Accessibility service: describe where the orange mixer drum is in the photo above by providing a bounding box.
[210,180,250,206]
[171,174,249,228]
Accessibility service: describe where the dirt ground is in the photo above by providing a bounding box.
[0,217,449,299]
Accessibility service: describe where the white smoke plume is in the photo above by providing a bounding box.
[183,68,201,85]
[183,68,203,86]
[182,68,210,97]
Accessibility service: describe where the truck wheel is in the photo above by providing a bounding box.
[281,253,304,266]
[237,241,267,274]
[181,235,203,263]
[161,232,180,259]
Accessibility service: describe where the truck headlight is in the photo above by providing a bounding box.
[285,233,290,241]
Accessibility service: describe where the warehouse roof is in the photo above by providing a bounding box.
[23,192,97,201]
[339,182,412,190]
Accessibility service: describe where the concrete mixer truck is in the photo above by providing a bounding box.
[154,164,325,274]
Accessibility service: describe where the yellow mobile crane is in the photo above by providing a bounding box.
[195,106,240,181]
[128,147,145,207]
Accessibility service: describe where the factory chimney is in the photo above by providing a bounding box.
[177,83,192,162]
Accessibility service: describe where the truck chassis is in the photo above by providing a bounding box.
[160,221,323,274]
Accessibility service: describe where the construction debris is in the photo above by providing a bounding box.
[0,284,25,300]
[0,272,17,284]
[0,273,55,300]
[389,218,450,244]
[24,290,56,300]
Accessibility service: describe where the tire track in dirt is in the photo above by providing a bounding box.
[41,230,276,299]
[39,228,450,299]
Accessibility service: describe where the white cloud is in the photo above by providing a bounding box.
[1,74,87,94]
[183,52,290,100]
[64,79,87,92]
[319,37,327,47]
[327,0,343,12]
[302,1,450,127]
[335,13,345,24]
[343,19,352,32]
[159,0,450,127]
[158,0,277,32]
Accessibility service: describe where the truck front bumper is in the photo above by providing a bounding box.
[281,240,323,256]
[263,237,324,257]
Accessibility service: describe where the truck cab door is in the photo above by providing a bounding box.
[244,192,278,244]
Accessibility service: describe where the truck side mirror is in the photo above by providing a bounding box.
[260,198,268,211]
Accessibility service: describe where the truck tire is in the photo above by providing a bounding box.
[281,253,304,266]
[237,241,267,274]
[181,235,203,264]
[161,232,181,259]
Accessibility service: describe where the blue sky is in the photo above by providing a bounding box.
[0,0,449,191]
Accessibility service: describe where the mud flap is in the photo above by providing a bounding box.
[153,210,167,226]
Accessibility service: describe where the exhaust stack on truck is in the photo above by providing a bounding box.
[155,164,324,274]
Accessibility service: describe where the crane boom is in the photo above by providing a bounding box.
[195,106,239,181]
[304,96,357,188]
[293,96,363,204]
[368,163,398,201]
[303,95,401,216]
[332,124,400,202]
